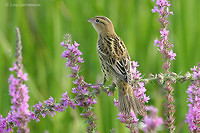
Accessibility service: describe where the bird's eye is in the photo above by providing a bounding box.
[95,19,100,23]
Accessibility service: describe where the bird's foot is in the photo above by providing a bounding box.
[87,83,105,88]
[107,82,116,88]
[88,78,107,87]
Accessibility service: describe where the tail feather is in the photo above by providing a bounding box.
[117,82,145,116]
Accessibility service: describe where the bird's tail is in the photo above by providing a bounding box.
[117,81,146,116]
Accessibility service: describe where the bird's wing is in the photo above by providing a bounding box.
[98,35,132,83]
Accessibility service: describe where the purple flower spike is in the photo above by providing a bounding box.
[114,60,149,132]
[61,39,84,77]
[186,64,200,132]
[152,0,176,66]
[0,27,31,133]
[117,111,139,132]
[60,34,98,132]
[143,106,163,132]
[152,1,176,132]
[131,61,150,104]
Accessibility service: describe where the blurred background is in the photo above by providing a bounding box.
[0,0,200,132]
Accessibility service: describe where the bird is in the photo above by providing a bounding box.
[88,16,145,116]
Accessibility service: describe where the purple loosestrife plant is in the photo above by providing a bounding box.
[152,0,176,132]
[61,34,98,132]
[30,92,76,122]
[152,0,175,71]
[113,61,150,132]
[1,1,199,131]
[8,63,30,133]
[143,106,163,133]
[117,111,139,133]
[9,28,30,133]
[0,28,30,133]
[28,34,116,132]
[31,34,99,133]
[131,61,150,106]
[114,99,139,133]
[0,30,119,132]
[186,64,200,132]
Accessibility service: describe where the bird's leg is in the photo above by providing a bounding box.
[88,77,106,87]
[102,77,107,85]
[103,81,116,94]
[107,81,116,88]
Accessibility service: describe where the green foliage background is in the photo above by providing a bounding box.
[0,0,200,132]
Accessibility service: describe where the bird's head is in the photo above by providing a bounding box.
[88,16,115,35]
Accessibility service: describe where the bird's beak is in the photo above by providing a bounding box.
[87,18,93,23]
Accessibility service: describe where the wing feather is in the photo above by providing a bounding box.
[98,35,132,83]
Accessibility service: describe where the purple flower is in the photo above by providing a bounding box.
[72,87,77,93]
[186,65,200,132]
[61,35,98,132]
[156,0,165,6]
[156,39,164,49]
[81,88,89,94]
[117,112,125,123]
[87,98,97,105]
[62,50,70,58]
[92,99,97,104]
[76,50,82,56]
[17,69,28,81]
[7,62,30,132]
[44,97,54,105]
[132,61,139,67]
[74,41,80,47]
[29,112,39,122]
[152,0,176,68]
[33,102,43,112]
[44,97,57,117]
[117,111,139,128]
[61,41,84,77]
[151,0,172,16]
[152,0,174,63]
[160,28,169,40]
[9,63,17,71]
[61,41,65,46]
[107,91,114,96]
[130,111,139,123]
[168,50,176,61]
[131,61,150,104]
[166,7,173,15]
[131,67,141,80]
[143,106,163,132]
[77,56,84,63]
[0,114,14,132]
[191,66,197,72]
[152,1,176,130]
[0,115,5,132]
[114,98,118,107]
[61,91,69,103]
[190,65,200,78]
[156,0,171,7]
[71,65,80,72]
[151,6,159,13]
[2,27,30,132]
[68,101,76,109]
[32,96,63,121]
[154,38,160,46]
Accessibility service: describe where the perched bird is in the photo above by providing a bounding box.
[88,16,145,116]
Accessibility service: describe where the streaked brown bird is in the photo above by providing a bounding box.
[88,16,144,116]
